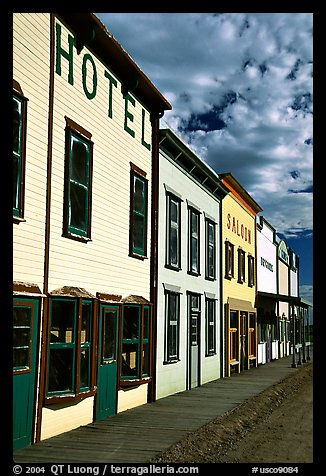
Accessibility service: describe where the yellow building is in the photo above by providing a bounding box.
[220,173,263,377]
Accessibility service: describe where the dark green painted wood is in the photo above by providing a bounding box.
[13,299,39,450]
[96,305,119,420]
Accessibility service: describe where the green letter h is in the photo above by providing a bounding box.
[56,22,74,85]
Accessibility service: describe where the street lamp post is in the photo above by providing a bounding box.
[291,304,297,368]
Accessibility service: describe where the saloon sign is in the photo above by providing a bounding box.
[226,213,252,244]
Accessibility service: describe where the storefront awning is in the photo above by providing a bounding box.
[256,292,311,308]
[228,297,256,312]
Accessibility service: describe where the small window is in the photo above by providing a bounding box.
[164,291,180,363]
[166,194,181,269]
[188,208,200,275]
[47,298,94,398]
[13,83,28,220]
[205,298,216,356]
[225,241,234,279]
[130,165,148,258]
[205,219,216,280]
[248,255,255,287]
[63,118,93,241]
[238,248,246,283]
[13,301,35,373]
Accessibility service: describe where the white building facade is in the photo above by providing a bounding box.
[155,127,228,400]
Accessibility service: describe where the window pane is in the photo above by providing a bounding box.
[13,349,29,368]
[103,310,116,361]
[191,315,198,345]
[48,348,74,393]
[230,311,238,328]
[133,214,145,251]
[80,347,90,390]
[170,199,178,224]
[134,176,145,213]
[121,343,139,377]
[167,293,179,360]
[71,136,88,185]
[50,300,75,343]
[142,342,150,377]
[169,227,178,266]
[13,97,22,155]
[13,306,32,369]
[143,306,150,339]
[191,237,198,272]
[81,302,91,343]
[69,182,87,231]
[123,306,140,340]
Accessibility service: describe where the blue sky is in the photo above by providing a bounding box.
[96,13,313,307]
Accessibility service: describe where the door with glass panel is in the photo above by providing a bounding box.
[13,298,39,449]
[97,305,119,420]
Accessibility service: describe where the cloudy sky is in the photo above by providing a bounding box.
[96,13,313,306]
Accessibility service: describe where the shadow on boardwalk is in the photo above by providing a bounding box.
[14,352,313,464]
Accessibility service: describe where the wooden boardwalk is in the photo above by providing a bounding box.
[13,353,312,463]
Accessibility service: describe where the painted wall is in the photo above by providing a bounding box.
[48,18,153,300]
[156,149,223,400]
[13,13,50,288]
[222,194,256,307]
[256,219,277,294]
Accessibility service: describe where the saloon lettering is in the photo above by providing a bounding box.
[55,22,151,150]
[227,213,252,244]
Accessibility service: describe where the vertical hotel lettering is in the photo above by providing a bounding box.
[55,22,151,150]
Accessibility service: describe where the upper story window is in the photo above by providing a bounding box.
[188,207,200,275]
[166,193,181,270]
[63,117,93,242]
[13,81,28,221]
[225,240,234,279]
[238,248,246,283]
[248,255,255,287]
[129,164,148,258]
[205,219,216,280]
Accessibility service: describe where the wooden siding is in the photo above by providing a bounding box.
[156,152,222,400]
[47,18,152,299]
[117,384,148,413]
[13,13,50,287]
[40,397,94,441]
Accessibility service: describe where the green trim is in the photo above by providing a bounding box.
[124,93,135,138]
[104,70,117,118]
[55,22,74,86]
[82,53,97,100]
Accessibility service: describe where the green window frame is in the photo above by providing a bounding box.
[13,300,35,373]
[121,304,151,382]
[47,298,94,399]
[205,219,216,280]
[13,82,28,220]
[205,298,216,356]
[129,164,148,258]
[63,117,93,242]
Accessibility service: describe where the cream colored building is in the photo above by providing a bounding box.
[220,173,263,377]
[13,12,171,449]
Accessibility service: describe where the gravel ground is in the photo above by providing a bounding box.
[151,361,313,464]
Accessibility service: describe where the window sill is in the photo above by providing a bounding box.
[13,216,26,224]
[119,377,152,389]
[44,388,96,405]
[129,252,148,261]
[62,231,92,243]
[165,264,181,271]
[187,271,201,277]
[163,359,180,365]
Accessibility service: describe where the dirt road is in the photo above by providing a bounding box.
[151,361,313,464]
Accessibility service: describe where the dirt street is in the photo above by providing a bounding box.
[151,361,313,464]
